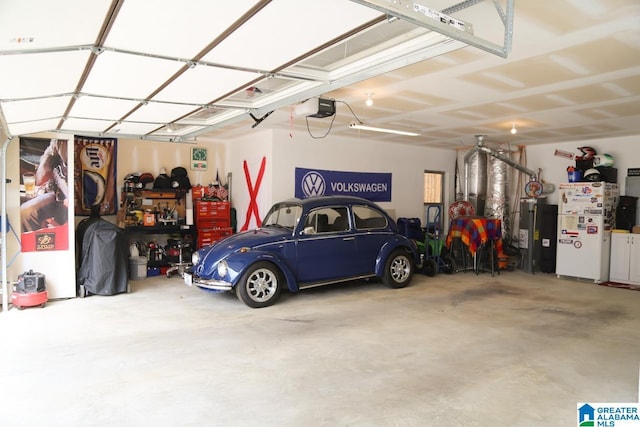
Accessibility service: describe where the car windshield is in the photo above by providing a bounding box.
[262,203,302,231]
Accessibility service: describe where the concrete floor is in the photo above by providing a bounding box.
[1,269,639,427]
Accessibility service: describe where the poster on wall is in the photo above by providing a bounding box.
[19,137,70,252]
[191,147,208,171]
[294,167,392,202]
[73,135,118,216]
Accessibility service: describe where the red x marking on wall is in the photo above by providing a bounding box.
[240,157,266,231]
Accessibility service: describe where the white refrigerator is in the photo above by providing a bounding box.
[556,182,618,283]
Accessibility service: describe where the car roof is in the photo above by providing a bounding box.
[277,195,381,210]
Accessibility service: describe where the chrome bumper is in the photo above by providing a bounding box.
[184,272,233,291]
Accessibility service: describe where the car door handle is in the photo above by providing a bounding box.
[342,237,355,241]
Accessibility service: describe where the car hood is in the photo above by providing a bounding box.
[197,226,291,265]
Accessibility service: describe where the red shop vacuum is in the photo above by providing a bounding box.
[12,269,48,310]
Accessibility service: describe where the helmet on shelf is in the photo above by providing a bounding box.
[594,153,614,167]
[576,146,597,160]
[583,168,601,182]
[124,172,142,189]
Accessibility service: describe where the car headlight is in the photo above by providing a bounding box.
[217,260,228,277]
[191,251,200,265]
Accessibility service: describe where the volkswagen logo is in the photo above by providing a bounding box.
[301,171,325,197]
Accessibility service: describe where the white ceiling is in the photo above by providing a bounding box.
[1,0,639,149]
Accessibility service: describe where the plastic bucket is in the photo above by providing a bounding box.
[129,256,147,280]
[567,170,582,182]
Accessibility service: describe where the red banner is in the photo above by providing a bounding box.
[19,137,70,252]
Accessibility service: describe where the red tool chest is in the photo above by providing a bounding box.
[194,201,232,248]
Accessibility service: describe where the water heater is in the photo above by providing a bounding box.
[519,197,546,273]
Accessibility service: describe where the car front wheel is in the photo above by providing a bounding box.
[236,262,282,308]
[382,250,414,288]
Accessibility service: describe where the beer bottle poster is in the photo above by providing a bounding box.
[73,136,118,216]
[19,137,70,252]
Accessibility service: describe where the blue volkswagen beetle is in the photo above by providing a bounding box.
[184,195,419,308]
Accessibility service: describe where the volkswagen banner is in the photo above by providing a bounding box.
[295,167,392,202]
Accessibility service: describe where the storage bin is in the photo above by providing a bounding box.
[567,170,582,182]
[129,256,147,280]
[147,267,161,277]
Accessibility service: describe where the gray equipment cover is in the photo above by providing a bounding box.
[77,219,129,295]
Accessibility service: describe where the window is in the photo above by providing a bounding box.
[423,171,443,204]
[353,205,387,230]
[304,207,349,233]
[329,207,350,232]
[263,203,302,230]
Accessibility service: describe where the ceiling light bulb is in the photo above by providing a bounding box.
[365,93,374,107]
[510,124,517,134]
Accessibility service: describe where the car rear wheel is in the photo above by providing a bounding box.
[236,262,282,308]
[382,250,414,288]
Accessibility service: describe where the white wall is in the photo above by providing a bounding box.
[226,128,458,225]
[455,135,640,240]
[226,129,274,231]
[524,135,640,203]
[115,138,228,189]
[98,137,228,229]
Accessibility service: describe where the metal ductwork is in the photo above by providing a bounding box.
[463,148,487,217]
[486,146,511,242]
[473,135,537,180]
[463,135,539,243]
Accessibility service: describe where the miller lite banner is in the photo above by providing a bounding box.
[74,135,118,216]
[295,167,392,202]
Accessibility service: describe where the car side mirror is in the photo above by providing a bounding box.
[302,226,315,235]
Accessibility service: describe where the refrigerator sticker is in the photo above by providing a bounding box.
[561,215,578,230]
[587,225,598,234]
[561,196,601,214]
[574,240,582,248]
[559,239,573,244]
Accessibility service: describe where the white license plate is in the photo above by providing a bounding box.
[184,272,193,287]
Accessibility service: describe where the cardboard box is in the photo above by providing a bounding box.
[143,212,156,226]
[632,225,640,234]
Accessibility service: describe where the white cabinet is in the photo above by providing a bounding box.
[610,233,640,285]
